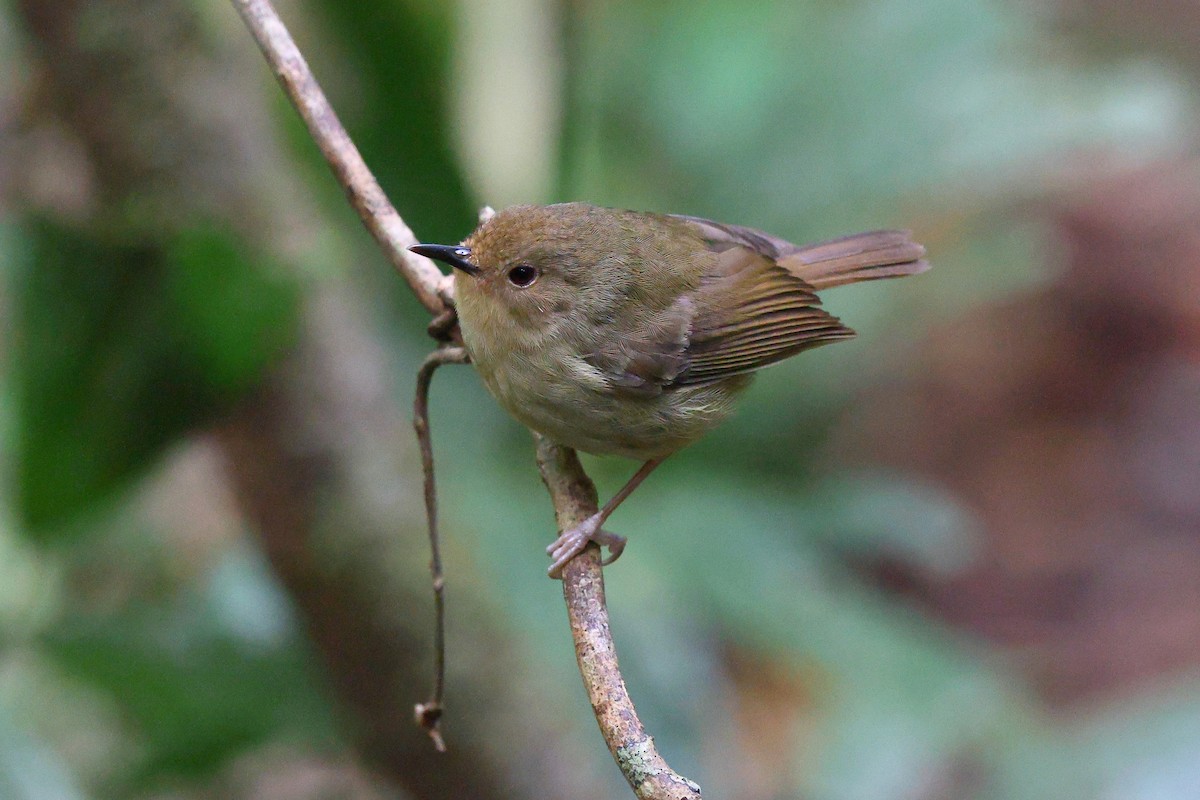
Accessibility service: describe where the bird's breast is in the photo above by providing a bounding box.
[464,320,747,459]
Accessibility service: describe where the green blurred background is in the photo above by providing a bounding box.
[3,0,1200,798]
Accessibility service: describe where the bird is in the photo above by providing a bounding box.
[411,203,928,577]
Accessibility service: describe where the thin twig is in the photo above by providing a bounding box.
[412,345,470,752]
[232,1,702,795]
[230,0,451,315]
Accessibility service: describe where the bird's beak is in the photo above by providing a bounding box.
[409,243,479,276]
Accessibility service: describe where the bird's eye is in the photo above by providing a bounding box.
[507,263,538,288]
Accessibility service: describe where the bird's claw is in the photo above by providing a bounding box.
[546,512,627,579]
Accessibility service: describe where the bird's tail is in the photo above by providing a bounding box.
[781,230,929,291]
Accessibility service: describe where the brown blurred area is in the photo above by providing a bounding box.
[839,157,1200,705]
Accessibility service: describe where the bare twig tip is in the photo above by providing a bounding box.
[414,702,447,752]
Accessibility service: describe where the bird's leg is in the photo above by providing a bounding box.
[546,457,664,579]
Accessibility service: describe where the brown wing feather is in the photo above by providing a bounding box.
[672,240,853,387]
[590,214,926,393]
[673,214,929,290]
[584,295,693,397]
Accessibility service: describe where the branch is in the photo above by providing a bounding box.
[231,1,701,796]
[231,0,450,315]
[536,438,704,799]
[412,344,471,751]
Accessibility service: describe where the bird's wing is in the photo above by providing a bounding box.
[670,230,853,387]
[585,216,853,394]
[583,294,695,397]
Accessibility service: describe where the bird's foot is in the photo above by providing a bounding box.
[546,513,627,579]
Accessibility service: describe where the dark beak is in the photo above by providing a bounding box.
[409,243,479,276]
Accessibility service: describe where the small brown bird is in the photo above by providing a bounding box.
[412,203,927,577]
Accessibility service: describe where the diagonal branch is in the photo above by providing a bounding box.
[536,438,704,799]
[231,1,701,796]
[231,0,449,315]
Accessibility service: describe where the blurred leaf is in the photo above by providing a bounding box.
[305,0,475,245]
[0,711,88,800]
[14,219,204,536]
[12,218,297,538]
[41,593,335,788]
[203,542,297,649]
[163,226,298,395]
[983,679,1200,800]
[808,471,982,576]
